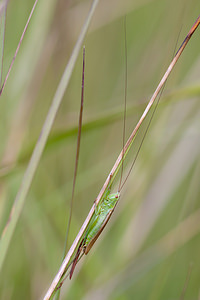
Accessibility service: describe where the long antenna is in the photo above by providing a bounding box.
[118,18,193,193]
[118,15,127,192]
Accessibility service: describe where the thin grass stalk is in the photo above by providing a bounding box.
[0,0,39,96]
[0,0,8,86]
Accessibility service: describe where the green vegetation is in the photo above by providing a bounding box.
[0,0,200,299]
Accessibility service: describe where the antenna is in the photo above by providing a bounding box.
[118,15,127,192]
[118,18,187,193]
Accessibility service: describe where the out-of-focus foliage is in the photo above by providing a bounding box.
[0,0,200,299]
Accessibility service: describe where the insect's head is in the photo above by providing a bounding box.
[102,192,120,210]
[108,192,120,203]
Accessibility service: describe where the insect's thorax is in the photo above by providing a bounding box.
[101,192,120,210]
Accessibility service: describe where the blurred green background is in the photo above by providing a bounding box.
[0,0,200,299]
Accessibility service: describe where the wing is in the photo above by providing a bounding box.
[84,202,117,255]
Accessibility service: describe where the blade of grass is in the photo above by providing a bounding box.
[0,0,39,96]
[0,0,99,273]
[0,0,8,86]
[43,15,200,300]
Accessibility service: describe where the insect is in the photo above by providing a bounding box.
[69,189,120,279]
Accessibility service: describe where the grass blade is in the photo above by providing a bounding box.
[0,0,39,96]
[0,0,8,86]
